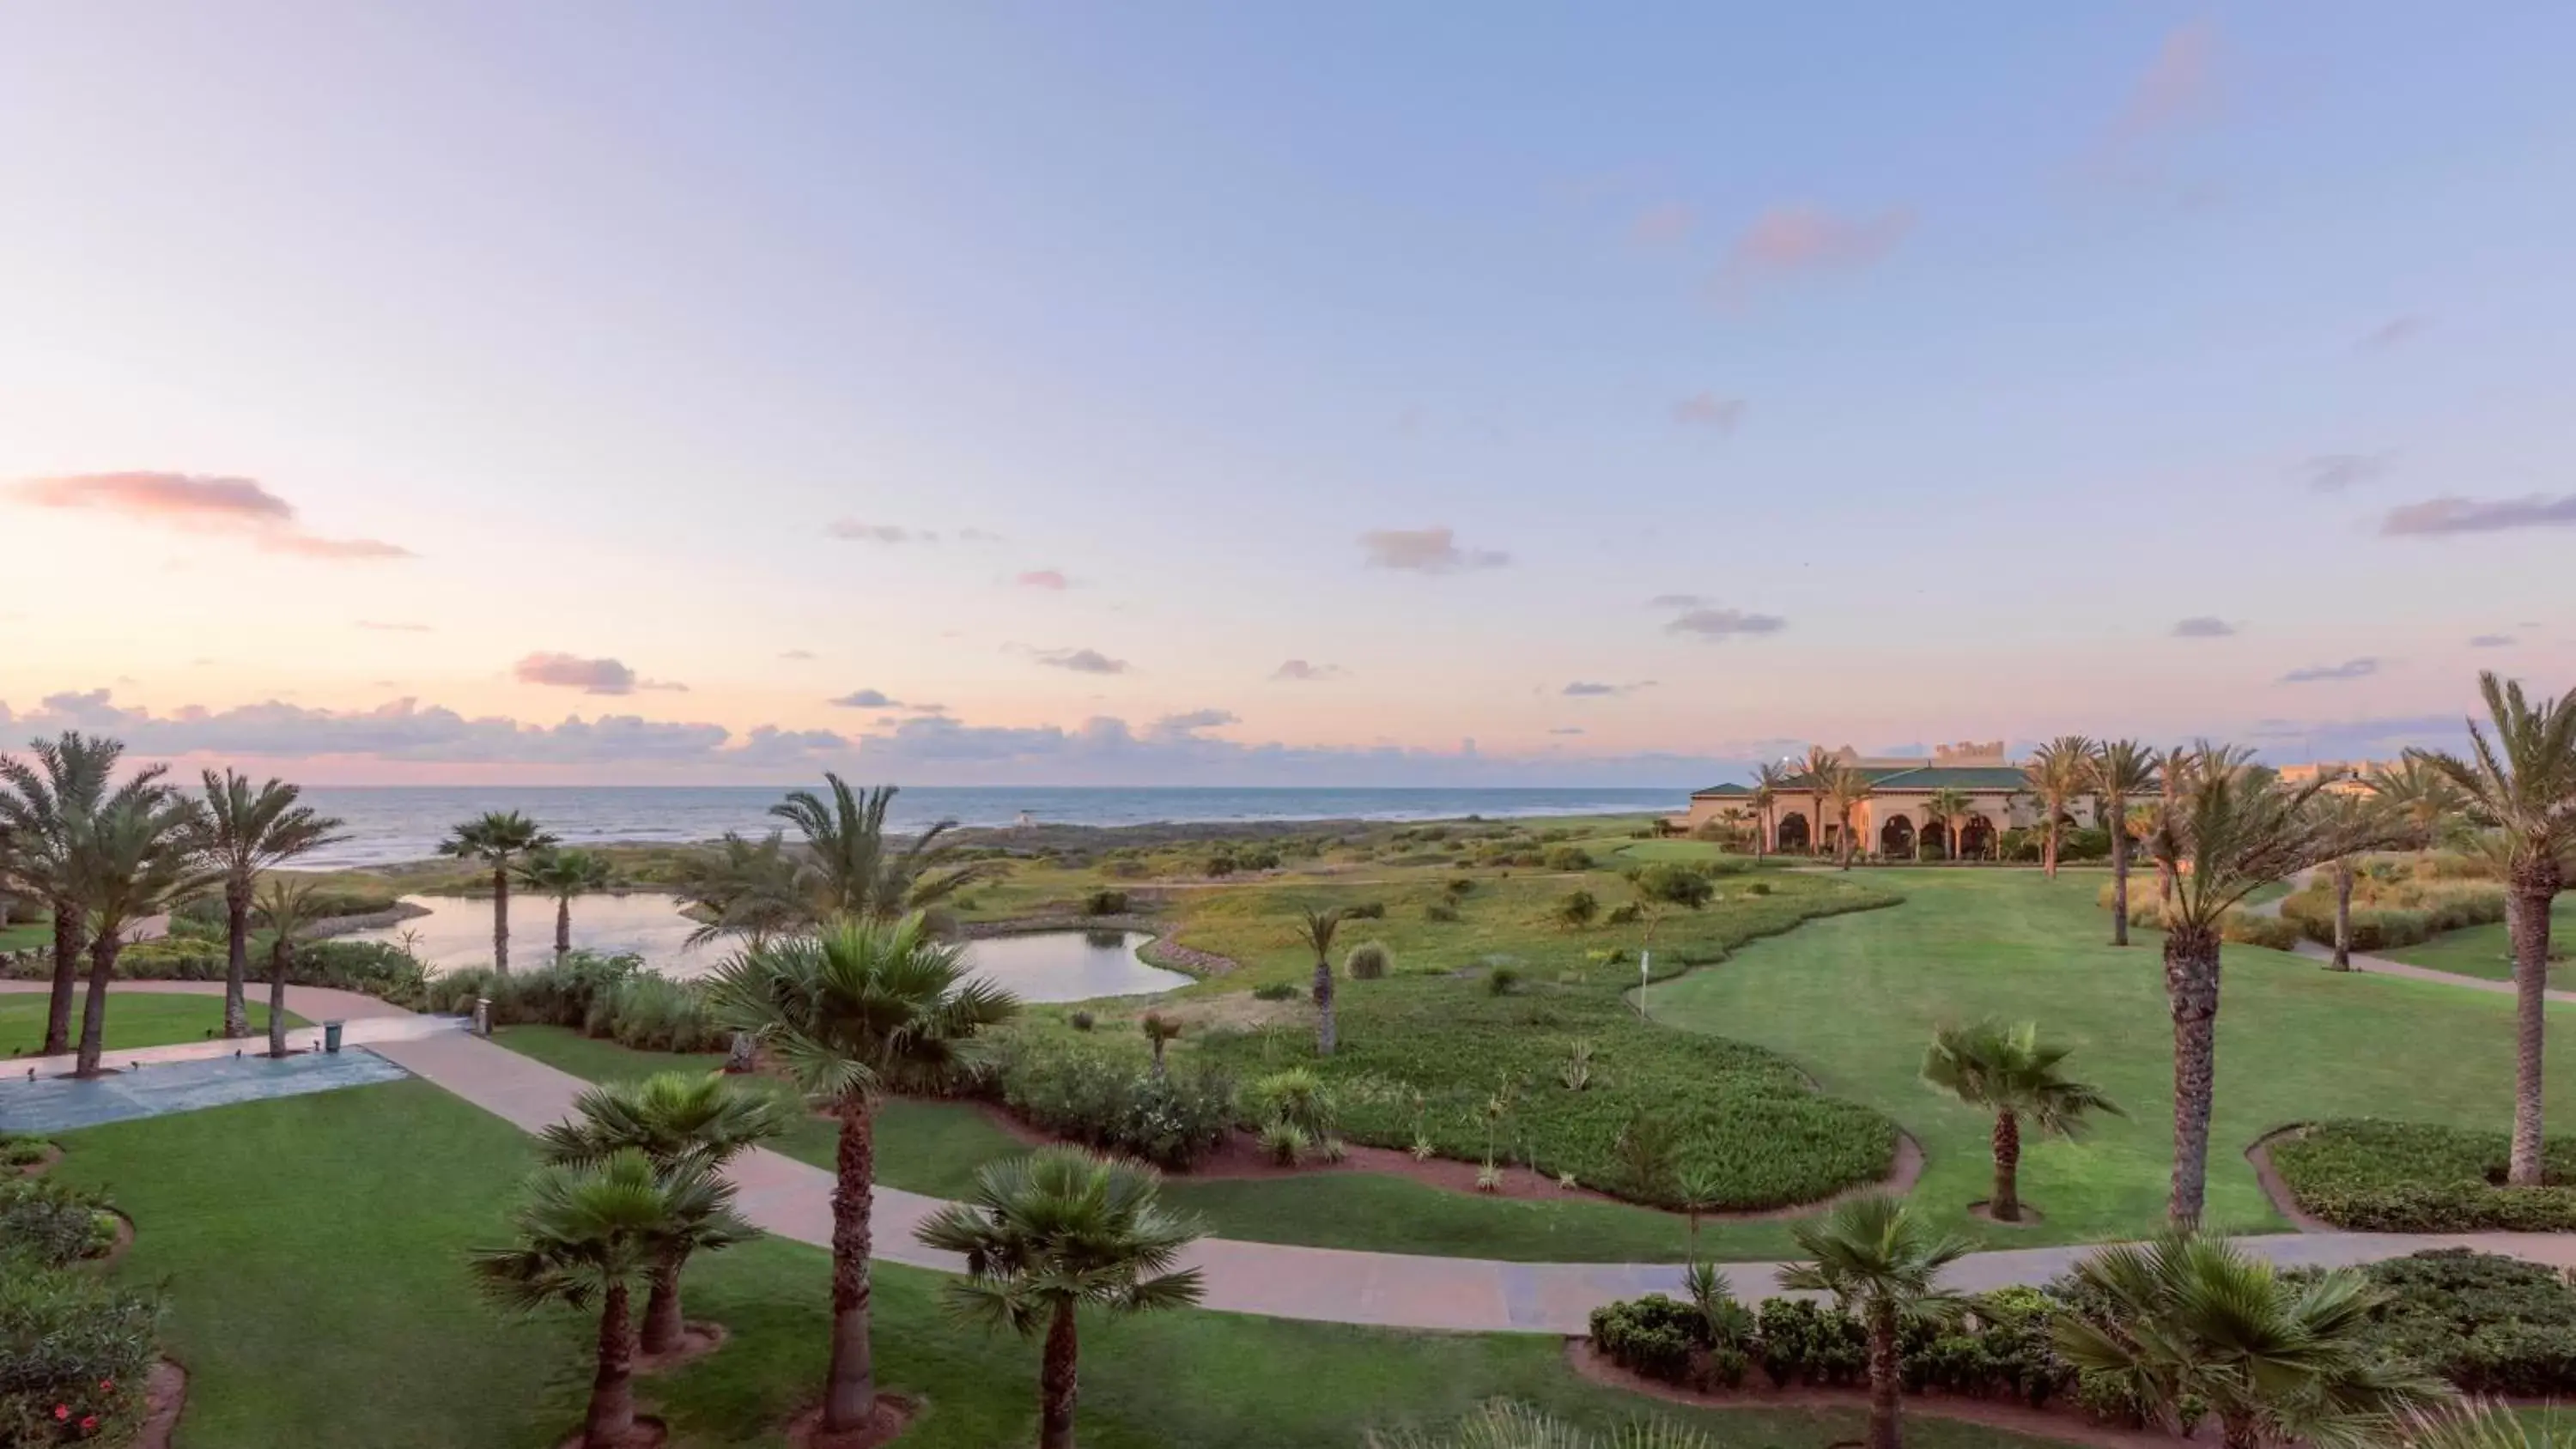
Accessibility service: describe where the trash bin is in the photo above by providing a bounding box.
[472,997,493,1038]
[324,1020,345,1053]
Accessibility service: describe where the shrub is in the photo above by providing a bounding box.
[1422,900,1461,924]
[1250,981,1299,1002]
[1753,1297,1868,1387]
[1343,901,1386,920]
[2218,909,2300,951]
[1631,864,1713,909]
[1485,966,1521,997]
[1589,1288,2067,1404]
[1542,846,1595,872]
[1604,901,1643,925]
[1554,890,1599,929]
[1744,881,1771,896]
[1444,877,1476,899]
[0,1179,117,1270]
[0,1137,50,1170]
[1589,1294,1704,1383]
[1068,1010,1096,1032]
[2280,875,2508,951]
[0,1266,160,1446]
[1249,1067,1336,1137]
[1343,941,1391,980]
[1259,1119,1311,1166]
[586,974,727,1053]
[2270,1120,2576,1231]
[1082,889,1129,917]
[2356,1250,2576,1396]
[988,1038,1235,1169]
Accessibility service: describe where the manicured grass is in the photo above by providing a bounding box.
[2382,895,2576,981]
[52,1082,2053,1447]
[1,992,300,1058]
[1648,870,2576,1252]
[0,918,46,953]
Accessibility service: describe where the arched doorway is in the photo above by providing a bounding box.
[1879,815,1915,858]
[1919,821,1952,859]
[1774,810,1810,854]
[1958,814,1996,859]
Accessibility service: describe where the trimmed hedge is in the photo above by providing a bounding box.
[2281,874,2508,953]
[2269,1119,2576,1231]
[2354,1250,2576,1397]
[1589,1285,2073,1406]
[986,1037,1236,1169]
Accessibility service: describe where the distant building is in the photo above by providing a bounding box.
[1682,743,2107,858]
[2276,760,2391,796]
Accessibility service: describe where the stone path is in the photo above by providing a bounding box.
[20,977,2576,1335]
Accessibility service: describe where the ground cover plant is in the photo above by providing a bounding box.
[2268,1120,2576,1231]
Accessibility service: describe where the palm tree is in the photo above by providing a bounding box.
[1295,906,1346,1055]
[1749,762,1790,859]
[2414,674,2576,1186]
[2089,741,2160,946]
[2306,791,2401,971]
[197,769,345,1039]
[65,787,214,1077]
[0,733,153,1056]
[1824,765,1874,870]
[2021,736,2096,877]
[1779,1197,1972,1449]
[437,810,558,973]
[914,1146,1207,1449]
[2052,1231,2451,1449]
[538,1070,793,1355]
[770,775,987,923]
[251,876,324,1058]
[471,1151,757,1449]
[1917,786,1971,864]
[516,848,616,958]
[1801,745,1839,859]
[1921,1020,2121,1222]
[673,831,808,948]
[2137,743,2385,1225]
[703,913,1019,1435]
[2370,756,2470,857]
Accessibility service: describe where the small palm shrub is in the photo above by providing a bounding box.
[1250,1068,1337,1137]
[1344,941,1392,979]
[1260,1119,1311,1165]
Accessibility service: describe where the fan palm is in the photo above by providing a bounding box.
[64,786,214,1076]
[1801,745,1839,858]
[437,810,559,973]
[2306,791,2403,970]
[250,876,324,1058]
[1921,1020,2121,1222]
[2414,674,2576,1185]
[0,733,154,1056]
[2370,755,2470,856]
[1917,786,1972,864]
[769,775,987,923]
[702,913,1019,1434]
[914,1146,1207,1449]
[471,1151,757,1449]
[515,848,616,958]
[1364,1400,1717,1449]
[2052,1231,2451,1449]
[1295,906,1346,1055]
[672,830,807,948]
[1748,762,1790,859]
[1824,765,1874,870]
[2021,736,2097,877]
[538,1070,793,1354]
[2088,742,2160,945]
[1779,1196,1973,1449]
[197,769,345,1038]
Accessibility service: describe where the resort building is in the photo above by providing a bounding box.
[1681,742,2107,858]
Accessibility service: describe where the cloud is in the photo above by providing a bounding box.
[1630,203,1696,247]
[2111,21,2221,146]
[2357,316,2431,352]
[513,652,639,695]
[824,520,934,543]
[2279,658,2380,684]
[2381,494,2576,537]
[1039,648,1129,676]
[2300,452,2392,493]
[1271,659,1346,682]
[1152,708,1238,734]
[1358,526,1510,574]
[1670,393,1747,432]
[2245,713,2469,761]
[956,527,1003,543]
[827,688,902,709]
[637,680,690,694]
[356,620,433,633]
[10,471,414,561]
[1646,593,1704,609]
[2469,634,2516,648]
[2172,615,2238,639]
[1562,681,1656,699]
[1549,727,1585,737]
[1016,569,1071,591]
[779,649,817,661]
[1664,608,1787,641]
[1711,205,1913,300]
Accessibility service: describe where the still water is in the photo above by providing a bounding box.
[341,894,1190,1003]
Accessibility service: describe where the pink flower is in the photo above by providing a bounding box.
[54,1405,70,1420]
[80,1416,100,1433]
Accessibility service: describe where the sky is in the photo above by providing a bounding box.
[2,3,2573,787]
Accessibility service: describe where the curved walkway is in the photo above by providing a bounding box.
[17,978,2576,1336]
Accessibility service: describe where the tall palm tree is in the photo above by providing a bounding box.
[0,733,153,1056]
[538,1070,792,1355]
[914,1146,1207,1449]
[2415,674,2576,1186]
[437,810,558,973]
[704,914,1018,1435]
[2370,756,2470,857]
[770,775,987,923]
[2021,736,2096,877]
[471,1151,757,1449]
[515,848,616,958]
[1824,765,1874,870]
[2137,744,2383,1225]
[251,876,324,1058]
[197,769,345,1039]
[673,831,808,947]
[2053,1231,2451,1449]
[1749,762,1790,859]
[2089,741,2160,946]
[1779,1197,1972,1449]
[1917,786,1971,864]
[1801,745,1839,859]
[2306,791,2402,971]
[1295,906,1346,1056]
[65,787,213,1077]
[1921,1020,2122,1222]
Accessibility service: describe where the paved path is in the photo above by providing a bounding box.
[25,978,2576,1335]
[1,979,453,1079]
[2245,873,2575,1001]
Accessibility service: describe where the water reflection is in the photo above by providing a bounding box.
[341,894,1189,1003]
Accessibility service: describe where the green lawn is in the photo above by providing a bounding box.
[1648,870,2576,1251]
[0,918,46,953]
[2381,895,2576,981]
[2,992,301,1058]
[51,1082,2053,1447]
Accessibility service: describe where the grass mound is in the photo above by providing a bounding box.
[2269,1119,2576,1231]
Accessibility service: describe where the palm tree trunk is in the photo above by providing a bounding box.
[641,1248,687,1356]
[223,876,253,1038]
[2220,1410,2262,1449]
[2330,863,2355,970]
[1812,795,1825,858]
[492,864,511,973]
[2163,924,2222,1227]
[43,898,82,1057]
[1865,1305,1901,1449]
[1990,1110,2022,1222]
[584,1280,637,1448]
[2506,880,2555,1186]
[2043,821,2060,878]
[267,946,290,1058]
[556,896,573,956]
[1314,954,1337,1056]
[75,930,120,1077]
[822,1093,880,1433]
[2110,824,2131,947]
[1039,1298,1080,1449]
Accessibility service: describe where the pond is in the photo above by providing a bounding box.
[340,894,1191,1003]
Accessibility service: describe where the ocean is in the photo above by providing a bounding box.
[292,785,1680,869]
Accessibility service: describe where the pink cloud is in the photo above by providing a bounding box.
[2112,21,2221,146]
[1670,393,1747,432]
[513,652,639,695]
[1017,569,1071,591]
[1711,206,1913,300]
[1630,203,1696,248]
[9,471,413,561]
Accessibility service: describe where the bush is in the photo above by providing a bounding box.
[1542,846,1595,872]
[1744,881,1771,896]
[1421,901,1461,924]
[1342,901,1386,920]
[586,973,728,1053]
[1259,1119,1310,1166]
[1589,1294,1704,1384]
[1068,1010,1096,1032]
[1485,966,1521,996]
[1344,941,1391,980]
[409,952,641,1027]
[0,1179,117,1270]
[1082,889,1129,917]
[0,1266,160,1446]
[1554,890,1599,929]
[0,1137,49,1170]
[2281,874,2508,951]
[1249,1067,1336,1137]
[1755,1296,1868,1387]
[989,1038,1236,1169]
[1631,864,1713,910]
[1588,1287,2069,1404]
[2356,1250,2576,1396]
[2270,1120,2576,1231]
[1250,981,1299,1002]
[2219,909,2300,951]
[1604,901,1643,925]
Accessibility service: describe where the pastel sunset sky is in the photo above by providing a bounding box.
[3,3,2571,785]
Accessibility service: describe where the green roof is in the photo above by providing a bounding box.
[1692,763,2029,797]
